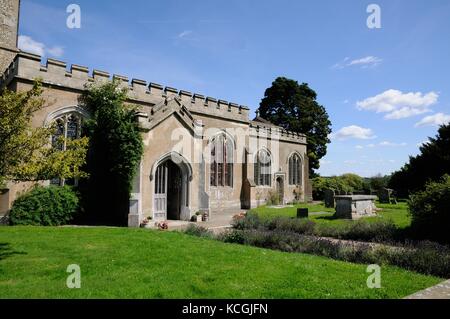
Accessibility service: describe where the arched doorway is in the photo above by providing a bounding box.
[152,152,192,221]
[276,177,284,205]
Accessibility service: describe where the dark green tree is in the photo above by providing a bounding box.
[389,123,450,198]
[258,77,332,175]
[79,81,143,226]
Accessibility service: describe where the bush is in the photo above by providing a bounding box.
[316,220,397,242]
[266,217,316,235]
[184,224,213,238]
[266,190,280,206]
[231,211,262,230]
[235,212,396,243]
[9,185,80,226]
[219,228,450,277]
[408,175,450,243]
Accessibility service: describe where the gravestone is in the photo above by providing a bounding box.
[324,189,335,208]
[297,208,308,218]
[378,188,393,204]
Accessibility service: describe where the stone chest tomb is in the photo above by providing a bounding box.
[334,195,378,219]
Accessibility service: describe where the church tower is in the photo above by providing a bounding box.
[0,0,20,72]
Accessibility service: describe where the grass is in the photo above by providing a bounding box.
[0,226,441,299]
[251,201,411,229]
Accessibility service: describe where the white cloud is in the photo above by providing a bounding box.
[414,113,450,127]
[344,160,359,165]
[357,89,438,120]
[47,46,64,57]
[178,30,193,39]
[357,141,407,148]
[332,56,382,69]
[378,141,407,147]
[348,56,382,68]
[320,159,332,165]
[18,35,64,58]
[330,125,376,140]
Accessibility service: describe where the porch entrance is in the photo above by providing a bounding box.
[154,156,190,221]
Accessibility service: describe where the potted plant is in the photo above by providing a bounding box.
[195,211,202,222]
[140,216,153,229]
[202,212,209,222]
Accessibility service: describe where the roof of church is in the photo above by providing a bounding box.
[252,116,273,125]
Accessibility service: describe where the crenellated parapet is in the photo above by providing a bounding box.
[249,122,307,144]
[1,51,250,123]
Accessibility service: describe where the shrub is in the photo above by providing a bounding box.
[184,224,213,238]
[218,230,246,244]
[316,220,397,242]
[266,190,280,206]
[266,217,316,235]
[408,174,450,243]
[231,211,261,230]
[9,185,80,226]
[218,228,450,277]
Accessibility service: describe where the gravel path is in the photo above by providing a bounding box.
[405,279,450,299]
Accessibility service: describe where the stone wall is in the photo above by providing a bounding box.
[1,50,310,222]
[0,0,19,72]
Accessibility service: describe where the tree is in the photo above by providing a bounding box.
[0,81,88,188]
[80,81,143,226]
[389,123,450,198]
[369,174,390,192]
[258,77,332,176]
[340,173,364,192]
[408,175,450,243]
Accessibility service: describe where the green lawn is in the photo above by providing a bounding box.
[0,226,440,298]
[251,201,411,229]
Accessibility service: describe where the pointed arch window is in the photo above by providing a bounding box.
[289,153,302,185]
[210,134,233,187]
[255,150,271,186]
[50,112,83,186]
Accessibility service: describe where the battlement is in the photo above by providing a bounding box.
[1,51,250,123]
[1,51,306,144]
[249,122,307,144]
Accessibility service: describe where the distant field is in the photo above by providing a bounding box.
[0,226,439,299]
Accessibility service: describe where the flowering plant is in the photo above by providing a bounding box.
[157,221,169,230]
[232,212,246,222]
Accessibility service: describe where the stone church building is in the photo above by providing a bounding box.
[1,0,311,226]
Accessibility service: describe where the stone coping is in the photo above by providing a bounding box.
[334,195,377,201]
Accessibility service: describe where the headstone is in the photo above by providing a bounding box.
[324,189,335,208]
[297,208,308,218]
[378,188,393,204]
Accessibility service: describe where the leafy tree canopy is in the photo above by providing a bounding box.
[258,77,332,176]
[80,81,143,225]
[389,123,450,198]
[0,81,88,188]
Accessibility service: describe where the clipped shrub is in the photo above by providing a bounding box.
[408,175,450,243]
[9,185,80,226]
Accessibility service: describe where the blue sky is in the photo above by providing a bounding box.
[17,0,450,177]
